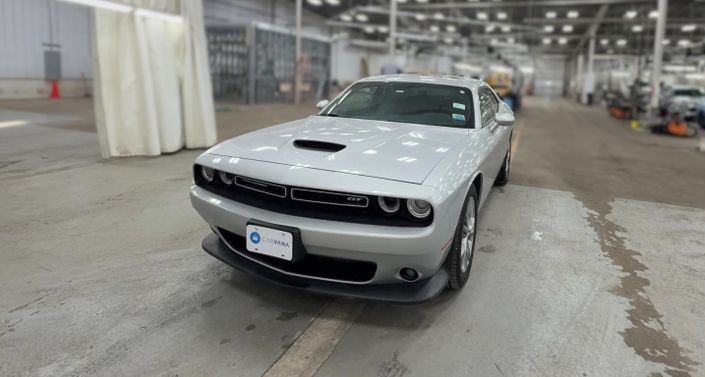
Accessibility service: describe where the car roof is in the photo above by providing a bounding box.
[358,74,485,91]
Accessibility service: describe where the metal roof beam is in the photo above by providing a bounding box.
[400,0,653,10]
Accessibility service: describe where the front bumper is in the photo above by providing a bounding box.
[201,232,449,303]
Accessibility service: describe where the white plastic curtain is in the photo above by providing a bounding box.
[93,0,217,157]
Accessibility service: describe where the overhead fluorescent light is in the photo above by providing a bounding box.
[415,0,429,3]
[497,12,507,20]
[485,24,496,32]
[648,10,658,19]
[662,39,670,45]
[476,12,488,20]
[340,14,352,22]
[414,13,426,21]
[624,10,637,19]
[664,64,696,72]
[446,24,457,32]
[430,25,440,33]
[444,37,454,44]
[135,9,181,22]
[558,37,567,45]
[433,12,444,20]
[307,0,323,6]
[546,11,556,19]
[542,37,551,45]
[57,0,132,13]
[363,26,375,33]
[377,26,389,33]
[567,11,579,19]
[562,25,573,33]
[506,37,515,44]
[544,25,554,33]
[355,13,368,22]
[520,67,535,74]
[681,24,697,32]
[685,73,705,80]
[616,39,627,47]
[501,25,511,32]
[632,25,644,33]
[677,39,690,47]
[600,38,609,45]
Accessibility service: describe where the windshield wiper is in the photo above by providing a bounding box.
[319,113,344,118]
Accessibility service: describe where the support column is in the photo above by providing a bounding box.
[650,0,668,112]
[583,34,596,105]
[294,0,302,105]
[389,0,397,57]
[576,53,584,102]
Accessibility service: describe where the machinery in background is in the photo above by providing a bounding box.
[485,71,523,112]
[605,78,651,120]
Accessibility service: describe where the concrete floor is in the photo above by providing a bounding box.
[1,97,704,377]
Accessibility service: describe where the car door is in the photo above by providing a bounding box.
[478,87,505,191]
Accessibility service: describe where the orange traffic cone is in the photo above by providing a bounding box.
[50,80,60,99]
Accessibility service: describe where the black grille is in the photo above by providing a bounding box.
[218,228,376,282]
[235,176,286,197]
[194,165,433,227]
[291,188,368,208]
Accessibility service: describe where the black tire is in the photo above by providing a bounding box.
[447,185,479,290]
[495,135,511,187]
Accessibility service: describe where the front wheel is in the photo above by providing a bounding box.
[495,136,511,187]
[447,185,479,289]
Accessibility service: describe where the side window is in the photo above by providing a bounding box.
[479,89,497,126]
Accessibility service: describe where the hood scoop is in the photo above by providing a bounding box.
[293,139,346,153]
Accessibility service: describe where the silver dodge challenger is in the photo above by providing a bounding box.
[190,74,514,303]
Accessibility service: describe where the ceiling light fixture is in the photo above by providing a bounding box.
[414,13,426,21]
[542,37,551,45]
[567,11,579,19]
[544,25,554,33]
[497,12,507,20]
[632,25,644,32]
[681,24,696,32]
[340,14,352,22]
[433,12,444,20]
[57,0,132,12]
[546,11,557,19]
[477,12,488,20]
[501,25,511,32]
[624,10,637,19]
[616,39,627,47]
[558,37,567,45]
[562,25,573,33]
[648,10,658,19]
[677,39,690,47]
[600,38,609,45]
[446,24,457,32]
[306,0,323,6]
[355,13,368,22]
[324,0,340,5]
[485,24,496,32]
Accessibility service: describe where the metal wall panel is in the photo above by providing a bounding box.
[0,0,93,79]
[534,56,566,97]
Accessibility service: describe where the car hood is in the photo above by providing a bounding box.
[208,116,467,184]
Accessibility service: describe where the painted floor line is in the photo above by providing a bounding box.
[262,298,366,377]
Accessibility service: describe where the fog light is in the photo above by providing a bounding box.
[399,267,419,282]
[407,199,431,219]
[219,171,234,185]
[201,166,215,182]
[378,196,400,214]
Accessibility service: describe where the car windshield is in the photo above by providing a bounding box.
[673,89,705,97]
[319,82,474,128]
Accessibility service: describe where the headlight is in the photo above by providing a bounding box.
[378,196,400,214]
[201,166,215,182]
[407,199,432,219]
[219,171,234,185]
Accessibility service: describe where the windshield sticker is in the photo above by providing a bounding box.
[453,102,466,110]
[452,113,466,122]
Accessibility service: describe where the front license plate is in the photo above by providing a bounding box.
[246,224,294,261]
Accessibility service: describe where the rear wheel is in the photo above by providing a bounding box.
[447,186,479,289]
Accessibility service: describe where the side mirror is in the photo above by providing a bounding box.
[316,100,330,109]
[495,110,515,126]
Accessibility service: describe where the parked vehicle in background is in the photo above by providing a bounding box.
[659,86,705,122]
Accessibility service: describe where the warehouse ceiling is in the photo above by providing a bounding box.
[299,0,705,55]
